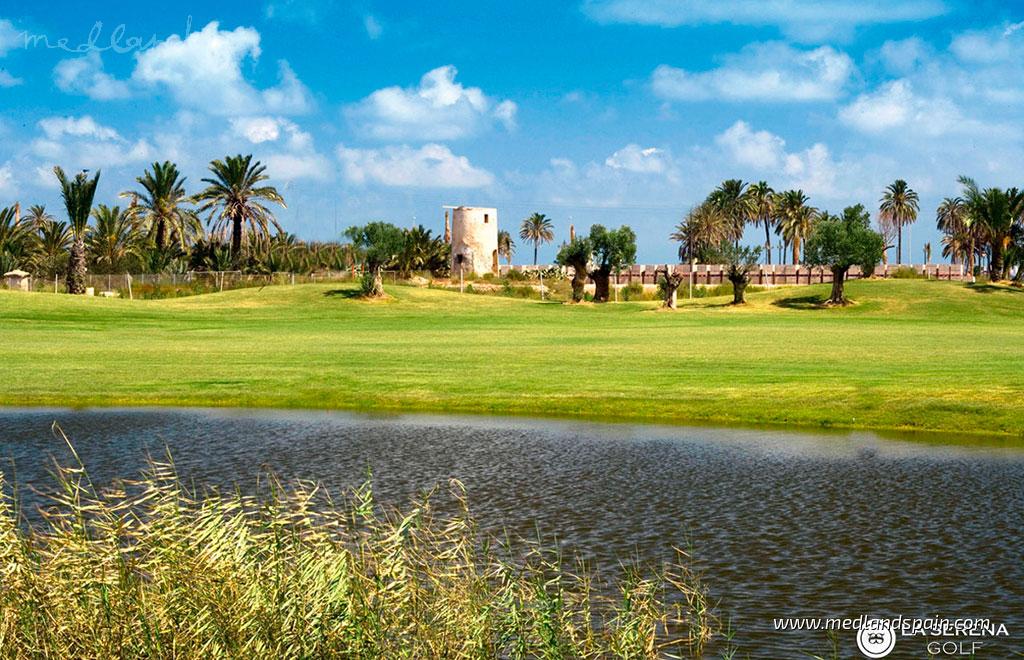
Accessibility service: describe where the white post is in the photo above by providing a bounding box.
[127,273,133,300]
[459,267,464,294]
[539,271,544,300]
[54,274,58,294]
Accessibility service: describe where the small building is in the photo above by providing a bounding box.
[2,269,30,291]
[447,206,498,277]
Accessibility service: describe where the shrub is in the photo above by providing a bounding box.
[0,448,720,658]
[890,266,922,279]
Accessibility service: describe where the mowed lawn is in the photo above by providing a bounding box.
[1,279,1022,437]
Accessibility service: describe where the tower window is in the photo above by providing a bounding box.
[484,213,489,223]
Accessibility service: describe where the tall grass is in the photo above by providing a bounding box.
[0,435,718,658]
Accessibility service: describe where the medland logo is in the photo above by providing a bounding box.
[857,619,896,658]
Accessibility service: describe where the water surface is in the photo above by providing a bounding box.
[1,408,1021,657]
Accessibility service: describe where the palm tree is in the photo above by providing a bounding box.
[53,167,100,294]
[31,218,71,277]
[0,205,31,272]
[88,205,141,274]
[936,196,980,274]
[707,179,750,242]
[193,155,286,263]
[747,181,775,264]
[519,213,554,266]
[775,190,817,265]
[497,229,515,265]
[879,179,919,265]
[957,176,1024,280]
[671,202,730,263]
[24,204,55,229]
[123,161,201,254]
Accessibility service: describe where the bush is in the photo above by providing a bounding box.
[890,266,922,279]
[0,451,720,658]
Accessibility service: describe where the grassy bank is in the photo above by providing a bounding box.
[0,451,714,658]
[1,279,1022,436]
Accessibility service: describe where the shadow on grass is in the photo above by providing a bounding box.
[771,294,828,310]
[322,289,363,299]
[965,283,1024,295]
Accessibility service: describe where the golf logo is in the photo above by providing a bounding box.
[857,620,896,658]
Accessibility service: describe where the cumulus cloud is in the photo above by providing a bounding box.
[837,79,1001,137]
[0,19,21,57]
[336,143,494,188]
[54,52,131,100]
[582,0,948,41]
[346,65,517,141]
[875,37,932,75]
[950,22,1024,64]
[715,121,838,197]
[132,21,312,116]
[364,15,383,40]
[0,163,15,196]
[228,116,331,181]
[31,116,153,170]
[652,43,854,102]
[0,69,20,87]
[604,144,672,175]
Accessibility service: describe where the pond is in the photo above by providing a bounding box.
[1,408,1021,657]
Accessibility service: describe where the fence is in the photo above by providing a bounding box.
[501,263,966,286]
[6,270,363,297]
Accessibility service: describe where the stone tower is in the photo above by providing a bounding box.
[448,206,498,277]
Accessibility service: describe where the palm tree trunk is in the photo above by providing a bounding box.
[897,225,902,266]
[792,237,799,266]
[65,236,87,294]
[764,222,772,265]
[533,241,538,266]
[231,215,243,261]
[155,220,166,252]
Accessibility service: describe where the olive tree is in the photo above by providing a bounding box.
[710,242,761,305]
[588,224,636,302]
[344,222,406,297]
[656,266,684,309]
[803,204,885,305]
[555,236,591,302]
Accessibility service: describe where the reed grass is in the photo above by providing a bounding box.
[0,433,717,659]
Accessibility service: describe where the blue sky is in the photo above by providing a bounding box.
[0,0,1022,263]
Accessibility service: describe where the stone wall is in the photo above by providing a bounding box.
[450,207,498,277]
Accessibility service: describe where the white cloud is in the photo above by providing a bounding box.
[950,23,1024,64]
[230,116,284,143]
[32,116,153,171]
[54,52,131,100]
[838,79,996,137]
[715,121,786,169]
[0,69,20,87]
[604,144,671,174]
[228,116,330,181]
[38,116,121,141]
[876,37,931,75]
[583,0,948,41]
[0,19,21,57]
[346,65,517,140]
[0,163,15,196]
[132,21,312,116]
[336,143,494,188]
[652,43,854,102]
[364,15,383,40]
[715,121,838,197]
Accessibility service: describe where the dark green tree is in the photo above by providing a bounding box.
[803,204,886,305]
[709,241,761,304]
[345,222,406,297]
[588,224,637,302]
[555,237,591,303]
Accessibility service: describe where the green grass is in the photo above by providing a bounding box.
[1,279,1022,437]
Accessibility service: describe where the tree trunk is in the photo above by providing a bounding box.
[827,267,848,305]
[155,220,166,252]
[367,266,386,297]
[65,236,87,294]
[792,237,800,266]
[592,269,610,302]
[764,223,772,265]
[661,271,682,309]
[231,215,243,262]
[570,269,586,302]
[732,279,747,304]
[990,242,1003,281]
[896,225,902,266]
[533,242,538,266]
